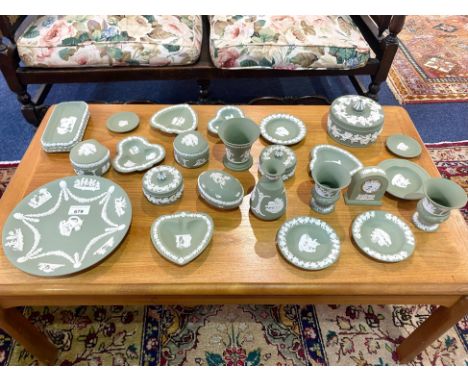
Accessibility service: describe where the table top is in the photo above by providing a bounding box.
[1,104,467,298]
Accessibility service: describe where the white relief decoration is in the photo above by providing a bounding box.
[74,178,100,191]
[78,143,97,156]
[275,126,290,137]
[181,133,199,147]
[5,228,24,251]
[94,237,115,256]
[362,180,381,194]
[129,145,140,155]
[175,234,192,249]
[171,116,186,126]
[146,152,157,160]
[298,234,320,253]
[28,188,52,209]
[38,263,65,273]
[151,104,197,134]
[250,189,267,217]
[412,212,439,232]
[391,173,411,188]
[114,197,127,217]
[328,120,381,146]
[124,160,136,168]
[310,144,363,177]
[56,116,77,135]
[325,159,342,165]
[356,194,376,201]
[315,184,337,198]
[331,95,383,128]
[143,166,182,195]
[210,172,231,189]
[118,120,129,127]
[59,216,83,237]
[225,114,235,119]
[370,228,392,247]
[144,187,184,205]
[265,198,284,214]
[396,142,409,151]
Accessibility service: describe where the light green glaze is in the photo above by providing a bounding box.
[412,178,468,232]
[378,159,430,200]
[344,167,388,206]
[106,112,140,133]
[173,131,209,168]
[142,165,183,205]
[386,134,422,158]
[250,159,287,221]
[151,211,214,266]
[311,162,351,214]
[2,176,132,277]
[276,216,341,270]
[197,170,244,210]
[113,136,165,173]
[218,117,260,172]
[150,104,197,134]
[259,114,306,145]
[309,144,363,177]
[69,139,110,176]
[259,145,297,181]
[208,106,244,135]
[41,101,89,152]
[352,211,415,263]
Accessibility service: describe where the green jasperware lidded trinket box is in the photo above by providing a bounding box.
[259,145,297,181]
[173,131,209,168]
[197,170,244,210]
[327,95,384,147]
[69,139,110,176]
[143,165,184,205]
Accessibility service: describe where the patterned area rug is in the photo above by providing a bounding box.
[0,142,467,366]
[387,16,468,104]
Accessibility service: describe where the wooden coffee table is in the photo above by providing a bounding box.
[1,105,467,365]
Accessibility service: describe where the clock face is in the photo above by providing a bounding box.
[362,179,381,194]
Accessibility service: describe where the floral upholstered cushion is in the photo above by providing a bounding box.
[209,15,371,70]
[17,15,202,67]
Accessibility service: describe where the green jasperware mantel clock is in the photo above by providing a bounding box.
[344,167,388,206]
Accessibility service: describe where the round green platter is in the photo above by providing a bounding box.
[259,114,306,145]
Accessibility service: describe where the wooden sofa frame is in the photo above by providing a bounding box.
[0,15,406,126]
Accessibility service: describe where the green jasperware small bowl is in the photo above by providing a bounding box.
[69,139,110,176]
[173,131,209,169]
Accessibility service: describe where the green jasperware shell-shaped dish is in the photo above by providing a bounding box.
[386,134,422,158]
[113,136,165,173]
[208,106,244,135]
[41,101,89,153]
[106,111,140,133]
[2,176,132,277]
[276,216,341,271]
[259,114,306,145]
[173,131,209,168]
[69,139,110,176]
[151,211,214,266]
[150,104,198,134]
[309,144,363,177]
[197,170,244,210]
[352,210,415,263]
[259,145,297,181]
[142,165,183,205]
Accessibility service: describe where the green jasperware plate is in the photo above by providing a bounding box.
[208,106,244,135]
[378,159,430,200]
[197,170,244,210]
[151,212,214,266]
[259,114,306,145]
[41,101,89,152]
[309,144,363,176]
[106,112,140,133]
[352,211,415,263]
[150,104,198,134]
[386,134,422,158]
[2,176,132,277]
[276,216,341,271]
[113,136,165,173]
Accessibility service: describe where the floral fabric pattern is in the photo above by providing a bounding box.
[17,15,203,67]
[209,15,371,70]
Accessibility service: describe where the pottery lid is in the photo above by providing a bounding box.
[70,139,109,167]
[143,165,183,197]
[197,170,244,209]
[330,95,384,129]
[173,131,209,156]
[260,145,297,174]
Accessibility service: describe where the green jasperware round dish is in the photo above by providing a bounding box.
[2,176,132,277]
[259,114,306,145]
[143,165,184,205]
[106,112,140,133]
[276,216,341,271]
[197,170,244,210]
[173,131,209,168]
[352,211,415,263]
[378,159,430,200]
[328,95,384,147]
[259,145,297,181]
[69,139,110,176]
[386,134,422,158]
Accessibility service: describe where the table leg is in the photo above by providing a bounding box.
[0,306,58,365]
[397,296,468,364]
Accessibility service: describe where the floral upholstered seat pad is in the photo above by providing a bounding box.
[209,15,371,70]
[17,15,202,67]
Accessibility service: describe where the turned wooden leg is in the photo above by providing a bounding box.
[397,296,468,364]
[0,306,58,365]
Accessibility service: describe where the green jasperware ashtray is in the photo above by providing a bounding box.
[197,170,244,210]
[150,104,198,134]
[173,131,209,168]
[259,145,297,181]
[69,139,110,176]
[327,95,384,148]
[143,165,184,205]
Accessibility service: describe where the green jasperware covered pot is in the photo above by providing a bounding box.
[327,95,384,148]
[259,145,297,181]
[69,139,110,176]
[143,165,184,205]
[173,131,209,168]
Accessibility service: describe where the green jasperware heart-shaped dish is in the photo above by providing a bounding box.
[309,144,363,176]
[151,212,214,266]
[113,136,165,173]
[208,106,244,135]
[150,104,198,134]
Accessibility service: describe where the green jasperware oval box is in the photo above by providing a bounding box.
[173,131,209,169]
[69,139,110,176]
[327,95,384,148]
[259,145,297,181]
[143,165,184,205]
[197,170,244,210]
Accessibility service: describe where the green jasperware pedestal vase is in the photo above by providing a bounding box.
[250,159,287,221]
